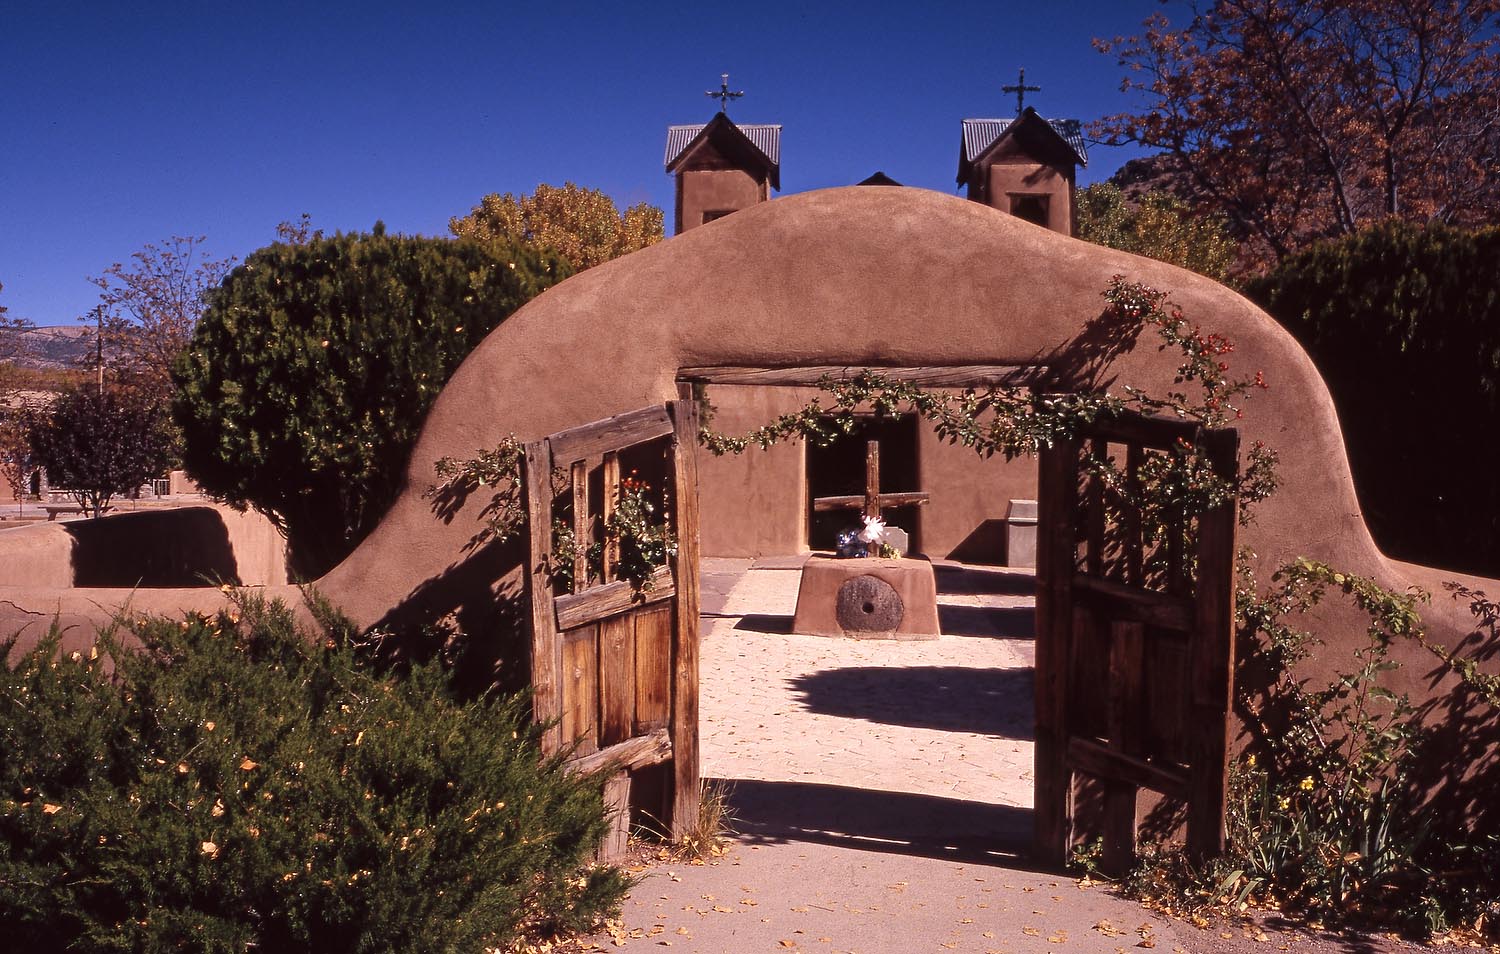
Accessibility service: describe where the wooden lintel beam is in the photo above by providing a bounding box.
[677,365,1046,389]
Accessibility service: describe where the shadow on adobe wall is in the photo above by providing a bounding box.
[64,508,244,587]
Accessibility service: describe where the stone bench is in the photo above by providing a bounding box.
[791,554,941,640]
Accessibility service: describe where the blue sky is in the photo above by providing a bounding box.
[2,1,1179,327]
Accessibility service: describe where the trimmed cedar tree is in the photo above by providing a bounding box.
[174,227,571,580]
[1246,220,1500,576]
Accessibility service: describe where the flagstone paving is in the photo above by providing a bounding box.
[590,559,1424,954]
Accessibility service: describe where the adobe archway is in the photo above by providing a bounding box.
[1,187,1492,754]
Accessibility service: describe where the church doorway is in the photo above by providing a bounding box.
[805,413,921,552]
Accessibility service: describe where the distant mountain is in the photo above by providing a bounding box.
[1,324,93,371]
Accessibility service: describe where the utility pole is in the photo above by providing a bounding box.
[92,305,104,396]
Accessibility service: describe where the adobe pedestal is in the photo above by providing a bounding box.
[791,555,941,640]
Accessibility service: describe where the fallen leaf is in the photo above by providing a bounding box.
[41,803,61,815]
[239,758,258,771]
[1023,926,1041,936]
[779,941,797,949]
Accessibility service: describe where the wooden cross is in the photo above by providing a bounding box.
[811,440,930,555]
[706,72,745,113]
[1002,67,1041,114]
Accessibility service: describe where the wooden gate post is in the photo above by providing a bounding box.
[1034,435,1080,868]
[667,399,702,839]
[1186,427,1239,859]
[523,439,564,757]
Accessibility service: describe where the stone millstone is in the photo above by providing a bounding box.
[835,574,905,632]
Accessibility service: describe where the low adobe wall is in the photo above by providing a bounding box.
[0,504,287,590]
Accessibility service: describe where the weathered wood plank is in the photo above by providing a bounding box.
[523,439,564,757]
[1034,436,1079,868]
[811,492,930,511]
[598,771,632,861]
[1068,736,1189,801]
[1086,438,1106,578]
[570,460,590,592]
[1187,427,1240,860]
[564,728,672,776]
[1072,574,1195,632]
[602,451,621,582]
[633,603,673,732]
[560,624,599,756]
[667,399,702,841]
[553,567,675,630]
[547,405,674,464]
[1103,620,1146,874]
[598,613,637,747]
[676,364,1046,389]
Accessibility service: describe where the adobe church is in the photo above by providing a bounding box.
[664,76,1089,564]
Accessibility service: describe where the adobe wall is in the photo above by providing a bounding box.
[985,161,1074,234]
[698,383,1038,562]
[0,186,1493,825]
[698,385,815,556]
[676,168,767,233]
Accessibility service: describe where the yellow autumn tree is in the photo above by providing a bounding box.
[449,182,664,271]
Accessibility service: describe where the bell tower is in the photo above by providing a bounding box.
[665,74,781,234]
[958,71,1087,235]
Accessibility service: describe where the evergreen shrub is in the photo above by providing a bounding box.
[0,599,626,953]
[1244,221,1500,576]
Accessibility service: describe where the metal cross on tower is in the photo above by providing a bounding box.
[1002,68,1041,114]
[706,73,745,113]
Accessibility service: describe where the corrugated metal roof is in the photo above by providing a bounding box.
[664,122,781,170]
[961,116,1088,169]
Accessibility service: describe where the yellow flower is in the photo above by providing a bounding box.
[1299,776,1315,791]
[1277,796,1291,810]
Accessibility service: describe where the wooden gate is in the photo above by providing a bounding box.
[523,400,701,855]
[1034,409,1239,872]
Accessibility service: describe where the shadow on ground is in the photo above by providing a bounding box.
[720,777,1034,866]
[933,564,1036,597]
[733,613,795,634]
[937,604,1035,638]
[787,665,1034,737]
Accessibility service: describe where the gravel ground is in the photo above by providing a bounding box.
[585,559,1432,954]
